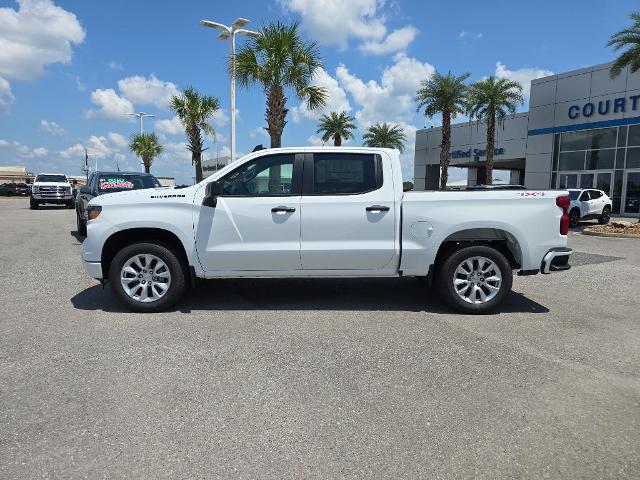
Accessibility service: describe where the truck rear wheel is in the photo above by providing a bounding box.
[437,245,513,314]
[109,242,186,313]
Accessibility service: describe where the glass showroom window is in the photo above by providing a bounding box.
[551,126,618,199]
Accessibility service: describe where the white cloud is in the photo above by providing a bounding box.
[32,147,48,157]
[0,0,85,81]
[0,75,14,108]
[249,127,269,139]
[117,74,179,109]
[280,0,416,54]
[292,67,352,122]
[40,119,64,135]
[281,0,385,48]
[459,31,483,41]
[107,132,128,148]
[494,61,553,101]
[336,53,434,127]
[107,60,123,70]
[0,139,9,146]
[359,26,418,55]
[212,108,229,127]
[155,116,183,135]
[17,144,48,158]
[306,135,324,146]
[58,133,127,160]
[85,88,134,120]
[74,75,85,91]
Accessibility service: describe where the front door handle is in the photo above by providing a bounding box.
[271,206,296,213]
[366,205,390,212]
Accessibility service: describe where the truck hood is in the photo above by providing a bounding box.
[88,185,198,206]
[32,182,71,187]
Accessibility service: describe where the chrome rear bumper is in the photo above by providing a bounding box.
[541,247,572,274]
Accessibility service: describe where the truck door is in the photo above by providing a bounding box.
[299,152,397,271]
[195,153,303,272]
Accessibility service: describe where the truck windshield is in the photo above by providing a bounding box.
[35,175,67,183]
[568,191,581,200]
[98,175,161,193]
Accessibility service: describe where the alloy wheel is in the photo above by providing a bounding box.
[452,256,502,304]
[120,254,172,303]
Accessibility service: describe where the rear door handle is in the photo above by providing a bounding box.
[271,206,296,213]
[366,205,390,212]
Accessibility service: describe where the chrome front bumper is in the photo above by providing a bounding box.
[541,247,572,274]
[31,194,73,201]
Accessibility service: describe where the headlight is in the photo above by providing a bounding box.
[87,205,102,221]
[32,186,39,193]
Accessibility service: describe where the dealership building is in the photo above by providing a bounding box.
[414,61,640,215]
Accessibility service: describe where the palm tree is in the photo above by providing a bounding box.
[465,77,524,185]
[416,71,470,190]
[362,123,406,152]
[235,22,327,148]
[170,87,220,183]
[316,111,356,146]
[129,133,163,173]
[608,12,640,78]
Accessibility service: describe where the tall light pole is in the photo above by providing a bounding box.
[127,112,155,171]
[200,18,260,162]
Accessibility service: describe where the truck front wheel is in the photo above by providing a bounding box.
[437,245,513,314]
[109,242,187,312]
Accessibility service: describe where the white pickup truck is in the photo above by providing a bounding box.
[81,147,572,314]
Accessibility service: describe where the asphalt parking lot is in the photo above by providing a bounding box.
[0,197,639,479]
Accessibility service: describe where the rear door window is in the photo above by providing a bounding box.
[309,153,380,195]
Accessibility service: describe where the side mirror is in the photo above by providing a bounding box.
[79,186,91,195]
[203,181,224,208]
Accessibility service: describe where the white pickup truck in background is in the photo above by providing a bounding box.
[81,147,572,314]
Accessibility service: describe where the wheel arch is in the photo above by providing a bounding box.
[433,228,523,270]
[101,228,190,280]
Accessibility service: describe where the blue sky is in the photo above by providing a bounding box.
[0,0,637,184]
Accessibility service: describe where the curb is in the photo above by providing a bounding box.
[582,228,640,239]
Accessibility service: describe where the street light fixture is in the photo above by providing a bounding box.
[127,112,155,172]
[127,112,155,134]
[200,17,260,162]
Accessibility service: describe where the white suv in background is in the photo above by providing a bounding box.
[567,189,612,227]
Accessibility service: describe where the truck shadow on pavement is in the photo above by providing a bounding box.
[71,277,549,314]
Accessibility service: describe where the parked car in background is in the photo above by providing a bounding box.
[567,189,612,227]
[81,147,573,314]
[75,171,161,235]
[0,183,31,196]
[30,174,74,209]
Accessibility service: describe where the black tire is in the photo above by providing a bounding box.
[569,208,580,228]
[109,242,187,313]
[29,198,38,210]
[436,245,513,314]
[598,206,611,225]
[67,200,75,209]
[76,211,87,236]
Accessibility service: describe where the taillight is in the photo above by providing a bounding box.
[556,195,570,235]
